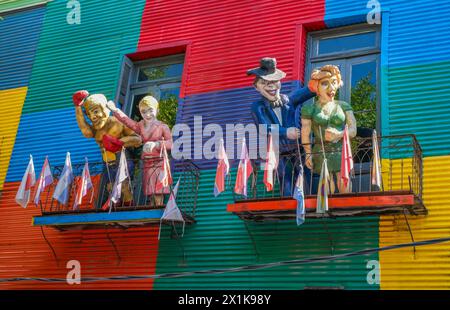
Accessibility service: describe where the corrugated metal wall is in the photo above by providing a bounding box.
[326,0,450,289]
[155,169,379,289]
[1,0,450,290]
[0,5,45,90]
[380,155,450,289]
[0,182,158,290]
[0,87,27,189]
[0,0,165,290]
[138,0,326,96]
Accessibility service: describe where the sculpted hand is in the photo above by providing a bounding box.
[73,90,89,106]
[325,127,342,143]
[143,141,159,153]
[287,127,301,140]
[106,100,118,112]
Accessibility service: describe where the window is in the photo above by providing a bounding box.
[306,24,380,131]
[115,54,184,161]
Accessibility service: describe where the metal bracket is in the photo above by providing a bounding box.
[243,221,260,260]
[321,216,335,256]
[40,226,59,267]
[403,208,417,259]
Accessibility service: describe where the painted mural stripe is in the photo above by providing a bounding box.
[0,87,28,189]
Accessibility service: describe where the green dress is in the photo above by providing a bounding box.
[301,100,353,174]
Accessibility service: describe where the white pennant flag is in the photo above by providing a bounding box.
[158,178,185,239]
[15,155,36,208]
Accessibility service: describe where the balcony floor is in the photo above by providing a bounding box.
[227,191,427,222]
[33,208,194,230]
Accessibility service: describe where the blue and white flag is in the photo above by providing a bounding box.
[52,152,74,205]
[293,162,305,225]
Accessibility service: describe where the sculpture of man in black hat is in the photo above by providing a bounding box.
[248,57,315,150]
[248,57,315,196]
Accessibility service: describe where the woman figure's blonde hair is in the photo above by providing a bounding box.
[139,95,159,110]
[308,64,343,93]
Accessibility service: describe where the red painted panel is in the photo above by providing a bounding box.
[0,182,160,289]
[227,194,416,212]
[138,0,326,96]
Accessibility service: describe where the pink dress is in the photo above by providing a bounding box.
[114,110,173,196]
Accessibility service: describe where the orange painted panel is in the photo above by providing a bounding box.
[0,182,161,289]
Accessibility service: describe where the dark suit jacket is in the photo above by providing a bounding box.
[251,86,315,151]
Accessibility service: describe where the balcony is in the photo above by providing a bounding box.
[32,158,199,231]
[227,134,426,222]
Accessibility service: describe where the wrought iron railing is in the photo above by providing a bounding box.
[233,134,423,203]
[39,157,200,221]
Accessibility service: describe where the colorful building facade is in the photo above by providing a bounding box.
[0,0,449,289]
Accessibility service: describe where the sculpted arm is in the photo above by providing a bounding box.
[301,118,313,169]
[75,106,94,138]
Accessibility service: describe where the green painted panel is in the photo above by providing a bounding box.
[155,169,380,290]
[22,0,146,114]
[385,61,450,157]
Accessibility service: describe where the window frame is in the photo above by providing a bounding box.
[122,54,185,118]
[305,23,381,132]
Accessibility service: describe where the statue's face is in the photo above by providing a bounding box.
[87,106,108,130]
[317,76,339,103]
[140,105,157,121]
[255,78,281,102]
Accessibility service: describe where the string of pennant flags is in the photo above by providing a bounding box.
[15,145,184,239]
[214,128,383,226]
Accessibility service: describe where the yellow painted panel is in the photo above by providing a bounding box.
[380,155,450,289]
[0,87,27,190]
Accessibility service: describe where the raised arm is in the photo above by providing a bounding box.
[289,86,315,109]
[106,100,141,134]
[121,125,143,148]
[75,106,94,138]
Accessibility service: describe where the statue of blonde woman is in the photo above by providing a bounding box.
[106,96,173,206]
[72,90,141,206]
[301,65,357,193]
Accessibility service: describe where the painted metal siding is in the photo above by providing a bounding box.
[138,0,325,96]
[7,0,146,182]
[0,1,50,13]
[379,155,450,289]
[6,107,102,182]
[21,0,146,114]
[324,1,450,288]
[325,0,450,67]
[176,82,294,170]
[0,182,159,290]
[0,87,27,189]
[325,0,450,157]
[0,6,45,90]
[154,169,379,289]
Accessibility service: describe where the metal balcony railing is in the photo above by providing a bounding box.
[39,157,200,222]
[233,134,423,204]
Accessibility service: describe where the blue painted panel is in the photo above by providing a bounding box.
[175,82,296,170]
[6,107,102,182]
[325,0,450,67]
[33,209,164,226]
[0,6,45,90]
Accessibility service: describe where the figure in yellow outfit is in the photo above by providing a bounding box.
[72,90,142,206]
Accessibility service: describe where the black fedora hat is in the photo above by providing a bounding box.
[247,57,286,81]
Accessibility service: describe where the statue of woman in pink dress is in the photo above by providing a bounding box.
[106,96,173,206]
